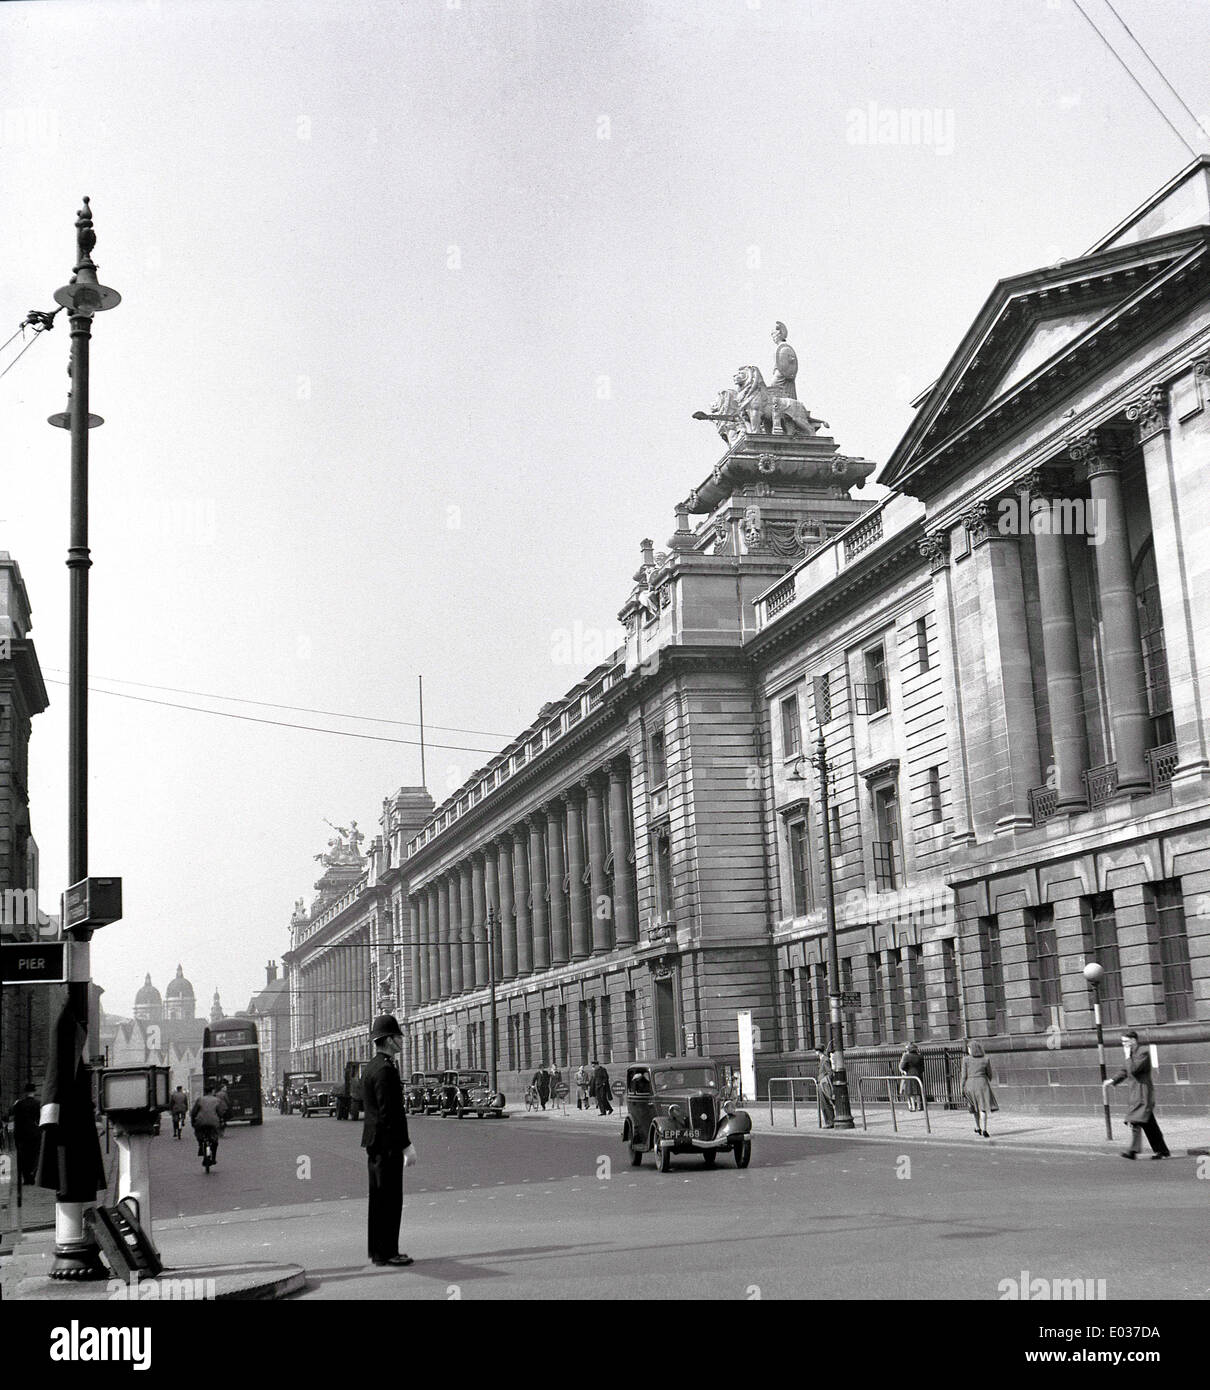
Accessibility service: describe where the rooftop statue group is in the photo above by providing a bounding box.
[694,323,829,444]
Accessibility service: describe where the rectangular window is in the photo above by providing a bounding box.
[904,943,926,1039]
[649,729,668,787]
[813,961,829,1049]
[869,953,885,1044]
[783,970,799,1052]
[578,1000,590,1065]
[916,616,931,671]
[799,968,814,1051]
[856,643,889,715]
[558,1003,569,1066]
[887,949,906,1041]
[830,804,842,847]
[1083,893,1124,1028]
[872,783,903,891]
[788,818,812,917]
[1150,879,1193,1022]
[926,766,943,824]
[654,829,674,921]
[625,990,638,1057]
[979,915,1007,1033]
[940,938,961,1039]
[781,692,803,759]
[507,1017,516,1071]
[1031,906,1061,1022]
[840,957,857,1044]
[523,1013,532,1070]
[600,995,613,1064]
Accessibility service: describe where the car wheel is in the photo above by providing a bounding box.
[655,1136,671,1173]
[456,1107,465,1119]
[734,1138,752,1169]
[702,1150,717,1168]
[630,1146,643,1167]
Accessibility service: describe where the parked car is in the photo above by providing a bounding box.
[298,1081,340,1118]
[405,1071,443,1115]
[434,1069,506,1118]
[621,1057,752,1171]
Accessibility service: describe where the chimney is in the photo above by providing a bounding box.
[266,960,277,985]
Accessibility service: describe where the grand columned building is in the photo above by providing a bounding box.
[284,159,1209,1111]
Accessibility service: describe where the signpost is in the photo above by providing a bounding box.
[1,941,70,984]
[62,877,123,933]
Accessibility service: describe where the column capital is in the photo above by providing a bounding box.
[1125,384,1169,443]
[918,529,950,573]
[960,499,1008,547]
[1067,425,1123,476]
[560,784,584,806]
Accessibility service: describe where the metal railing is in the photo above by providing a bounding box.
[766,1076,823,1128]
[855,1074,931,1133]
[1084,762,1118,809]
[1029,785,1059,826]
[1146,742,1178,790]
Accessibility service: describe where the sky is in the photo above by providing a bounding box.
[2,0,1208,1019]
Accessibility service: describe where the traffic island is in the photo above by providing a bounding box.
[6,1243,306,1301]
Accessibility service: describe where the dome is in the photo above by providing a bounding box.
[165,964,194,1000]
[134,973,162,1007]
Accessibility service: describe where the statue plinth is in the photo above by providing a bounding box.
[682,431,876,515]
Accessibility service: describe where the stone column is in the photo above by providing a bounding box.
[606,760,638,947]
[527,816,550,972]
[1071,428,1150,791]
[1129,380,1210,782]
[472,854,488,988]
[920,530,976,844]
[437,876,452,998]
[417,892,430,1004]
[1022,472,1090,810]
[445,874,462,994]
[964,500,1042,833]
[586,776,611,954]
[497,836,517,980]
[565,790,590,960]
[459,861,475,991]
[484,846,499,983]
[513,828,533,976]
[545,803,570,965]
[428,883,443,1001]
[408,897,421,1012]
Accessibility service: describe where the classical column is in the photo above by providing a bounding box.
[606,760,637,947]
[445,874,461,994]
[471,854,488,989]
[545,803,570,965]
[417,892,431,1004]
[513,827,533,976]
[1070,428,1150,791]
[1128,379,1210,781]
[963,499,1041,832]
[565,789,590,960]
[437,876,452,998]
[1021,471,1089,810]
[428,883,443,1001]
[586,776,611,953]
[527,816,550,971]
[409,896,421,1012]
[459,861,475,991]
[497,835,518,980]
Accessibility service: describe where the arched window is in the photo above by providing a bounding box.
[1133,539,1174,747]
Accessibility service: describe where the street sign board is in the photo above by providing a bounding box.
[1,941,69,984]
[839,991,862,1007]
[63,876,123,931]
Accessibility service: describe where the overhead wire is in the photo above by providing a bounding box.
[1101,0,1210,145]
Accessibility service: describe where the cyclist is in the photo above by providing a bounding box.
[169,1085,189,1140]
[190,1086,223,1168]
[215,1083,231,1133]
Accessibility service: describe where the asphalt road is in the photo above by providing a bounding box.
[148,1110,1208,1300]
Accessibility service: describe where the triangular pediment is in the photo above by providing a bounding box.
[881,226,1210,493]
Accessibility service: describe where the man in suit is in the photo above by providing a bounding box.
[1104,1030,1171,1160]
[361,1015,418,1266]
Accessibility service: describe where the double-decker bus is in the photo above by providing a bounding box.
[201,1017,263,1125]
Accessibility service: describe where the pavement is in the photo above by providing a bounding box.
[2,1101,1206,1301]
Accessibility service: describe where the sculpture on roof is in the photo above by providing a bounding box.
[693,322,828,441]
[770,321,798,398]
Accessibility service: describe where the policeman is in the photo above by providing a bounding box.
[361,1015,417,1267]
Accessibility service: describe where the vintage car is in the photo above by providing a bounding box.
[405,1071,444,1115]
[298,1081,340,1118]
[621,1057,752,1170]
[434,1069,507,1118]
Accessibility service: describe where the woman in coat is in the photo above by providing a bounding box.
[960,1040,995,1137]
[898,1042,925,1112]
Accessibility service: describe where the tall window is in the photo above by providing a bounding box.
[1031,906,1061,1023]
[1083,894,1124,1028]
[812,961,829,1049]
[915,615,931,671]
[800,968,815,1051]
[653,827,674,921]
[940,938,961,1038]
[578,1000,591,1065]
[905,943,926,1039]
[1134,540,1174,747]
[872,783,903,891]
[869,953,885,1044]
[600,995,613,1063]
[858,643,889,715]
[926,766,943,824]
[788,817,812,917]
[979,915,1007,1033]
[840,958,857,1043]
[1150,879,1193,1022]
[887,950,907,1040]
[781,692,803,759]
[558,1003,570,1066]
[625,990,638,1057]
[523,1013,532,1070]
[783,970,799,1051]
[649,728,668,787]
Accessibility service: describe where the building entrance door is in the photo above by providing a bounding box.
[654,976,677,1057]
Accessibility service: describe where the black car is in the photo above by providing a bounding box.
[621,1056,752,1170]
[298,1081,340,1118]
[405,1071,443,1115]
[434,1069,506,1118]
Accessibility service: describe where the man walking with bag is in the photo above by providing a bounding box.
[362,1015,418,1266]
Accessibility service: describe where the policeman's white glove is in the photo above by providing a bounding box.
[40,1104,60,1127]
[403,1143,417,1168]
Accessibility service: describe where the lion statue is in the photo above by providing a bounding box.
[708,388,744,445]
[733,365,828,437]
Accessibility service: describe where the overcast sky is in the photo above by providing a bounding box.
[3,0,1208,1019]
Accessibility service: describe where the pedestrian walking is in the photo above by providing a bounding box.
[1104,1030,1171,1160]
[548,1064,562,1107]
[575,1063,592,1110]
[898,1041,925,1112]
[959,1040,996,1137]
[816,1047,835,1128]
[593,1061,614,1115]
[7,1083,40,1182]
[361,1014,417,1267]
[532,1064,551,1111]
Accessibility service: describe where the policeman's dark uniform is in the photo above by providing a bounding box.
[361,1016,412,1265]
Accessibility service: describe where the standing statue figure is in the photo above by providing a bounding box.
[348,820,364,857]
[771,322,798,399]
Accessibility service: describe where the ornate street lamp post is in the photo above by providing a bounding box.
[487,908,498,1096]
[1083,961,1113,1140]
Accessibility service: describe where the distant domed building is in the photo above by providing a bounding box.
[132,973,163,1024]
[163,964,196,1022]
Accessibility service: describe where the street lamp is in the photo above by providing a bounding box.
[1083,962,1113,1140]
[812,674,854,1129]
[487,907,498,1095]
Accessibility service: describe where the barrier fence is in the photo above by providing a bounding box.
[855,1074,931,1133]
[766,1076,823,1128]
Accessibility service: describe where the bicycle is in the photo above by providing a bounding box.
[198,1128,219,1174]
[523,1083,544,1111]
[171,1110,186,1141]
